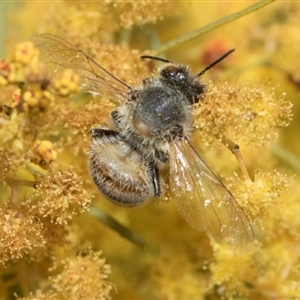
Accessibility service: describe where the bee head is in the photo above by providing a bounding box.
[140,48,235,105]
[159,64,205,104]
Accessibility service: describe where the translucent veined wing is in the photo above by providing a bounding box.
[169,138,253,249]
[32,34,131,102]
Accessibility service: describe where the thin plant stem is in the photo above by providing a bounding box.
[271,144,300,174]
[222,136,251,181]
[156,0,276,55]
[89,206,145,248]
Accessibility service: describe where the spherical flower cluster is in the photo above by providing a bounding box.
[52,69,79,97]
[11,41,39,65]
[0,42,43,86]
[15,250,112,300]
[193,81,293,148]
[0,59,24,86]
[229,170,289,223]
[33,167,92,225]
[22,87,54,113]
[209,243,259,299]
[31,140,58,166]
[50,250,112,300]
[114,0,170,29]
[0,41,54,117]
[0,200,46,265]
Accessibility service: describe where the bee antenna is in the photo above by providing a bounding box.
[195,48,235,77]
[140,55,171,63]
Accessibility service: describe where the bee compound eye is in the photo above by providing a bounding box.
[89,133,154,207]
[161,65,177,78]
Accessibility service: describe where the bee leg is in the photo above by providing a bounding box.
[154,149,168,163]
[90,127,118,138]
[111,110,121,126]
[149,160,161,198]
[222,135,251,180]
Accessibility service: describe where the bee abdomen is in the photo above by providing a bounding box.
[89,129,155,206]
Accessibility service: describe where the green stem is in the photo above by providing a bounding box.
[7,178,37,187]
[271,144,300,174]
[89,206,145,248]
[156,0,276,55]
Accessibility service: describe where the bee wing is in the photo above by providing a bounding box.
[169,138,254,249]
[32,34,131,102]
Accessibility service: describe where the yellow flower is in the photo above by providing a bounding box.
[193,81,293,148]
[31,140,57,166]
[0,201,45,265]
[22,87,54,113]
[33,168,92,225]
[52,69,79,97]
[12,41,39,66]
[50,250,112,300]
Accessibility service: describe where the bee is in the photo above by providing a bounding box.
[33,34,253,248]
